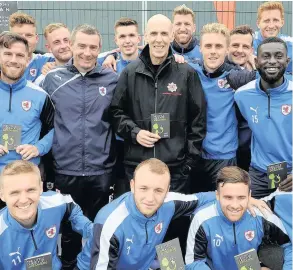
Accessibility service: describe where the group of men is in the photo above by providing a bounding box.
[0,1,292,270]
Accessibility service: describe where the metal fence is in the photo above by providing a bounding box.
[17,1,292,52]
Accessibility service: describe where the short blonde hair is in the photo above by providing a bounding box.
[9,12,36,29]
[44,22,68,39]
[133,158,170,181]
[0,160,41,187]
[200,23,230,45]
[257,1,284,22]
[173,4,195,21]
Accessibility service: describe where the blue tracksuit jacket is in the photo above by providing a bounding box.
[0,191,93,270]
[234,78,292,172]
[185,201,292,270]
[77,191,215,270]
[0,75,54,171]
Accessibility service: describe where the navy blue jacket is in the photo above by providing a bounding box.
[41,60,119,176]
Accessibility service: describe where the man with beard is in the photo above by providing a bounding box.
[253,1,292,74]
[171,4,202,64]
[9,12,55,82]
[0,33,54,172]
[0,33,54,209]
[235,37,292,198]
[35,23,72,85]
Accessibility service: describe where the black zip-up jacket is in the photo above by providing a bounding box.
[110,45,206,168]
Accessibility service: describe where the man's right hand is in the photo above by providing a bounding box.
[102,55,117,72]
[42,62,56,75]
[136,130,160,147]
[0,145,9,156]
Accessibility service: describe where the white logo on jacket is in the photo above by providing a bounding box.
[21,101,32,111]
[281,104,292,115]
[167,82,177,92]
[46,225,57,238]
[9,247,22,266]
[126,235,134,255]
[30,68,37,77]
[213,234,224,247]
[245,230,255,241]
[99,86,107,96]
[250,106,259,123]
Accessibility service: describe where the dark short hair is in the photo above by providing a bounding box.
[257,36,288,55]
[114,17,138,32]
[216,166,250,190]
[230,25,254,46]
[0,31,29,52]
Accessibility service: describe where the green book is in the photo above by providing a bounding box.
[156,238,185,270]
[25,252,52,270]
[1,124,21,150]
[234,249,261,270]
[267,161,287,189]
[151,113,170,138]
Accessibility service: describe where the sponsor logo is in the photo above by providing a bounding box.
[245,230,255,241]
[99,86,107,96]
[22,101,32,111]
[281,104,292,115]
[155,222,163,234]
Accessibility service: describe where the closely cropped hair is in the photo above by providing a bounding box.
[230,25,254,45]
[71,24,102,48]
[173,4,195,21]
[200,23,230,45]
[257,1,284,21]
[114,17,138,32]
[257,36,288,55]
[9,12,36,29]
[133,158,170,181]
[216,166,250,189]
[0,160,41,187]
[0,32,29,52]
[44,22,68,39]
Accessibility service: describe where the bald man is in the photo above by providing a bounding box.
[110,14,206,194]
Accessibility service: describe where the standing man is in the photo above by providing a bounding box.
[110,14,206,193]
[254,1,292,74]
[235,37,292,198]
[171,4,202,64]
[185,166,292,270]
[9,12,55,82]
[41,24,118,269]
[35,23,72,85]
[0,32,54,171]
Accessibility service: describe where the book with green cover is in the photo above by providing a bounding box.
[267,161,287,189]
[156,238,185,270]
[151,113,170,138]
[1,124,21,150]
[234,249,261,270]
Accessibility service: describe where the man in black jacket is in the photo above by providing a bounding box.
[110,14,206,194]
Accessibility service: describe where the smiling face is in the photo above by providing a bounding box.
[0,172,42,228]
[0,41,28,83]
[173,14,195,47]
[216,182,250,222]
[256,42,289,84]
[145,15,174,65]
[257,9,284,38]
[130,164,170,217]
[200,32,228,73]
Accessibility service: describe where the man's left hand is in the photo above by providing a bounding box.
[279,174,292,192]
[16,144,40,160]
[248,197,272,218]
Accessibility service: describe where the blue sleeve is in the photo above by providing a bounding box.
[68,202,93,238]
[228,69,256,90]
[35,128,54,156]
[77,231,93,270]
[186,260,211,270]
[194,192,216,208]
[283,243,292,270]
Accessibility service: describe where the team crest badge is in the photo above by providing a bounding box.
[22,101,31,111]
[281,104,292,115]
[245,230,255,241]
[154,222,163,234]
[30,68,37,77]
[218,78,230,89]
[167,82,177,92]
[46,225,57,238]
[99,86,107,96]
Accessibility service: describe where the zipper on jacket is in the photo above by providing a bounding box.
[82,77,86,175]
[145,222,149,244]
[153,79,158,158]
[30,230,38,250]
[9,85,12,112]
[267,90,271,119]
[233,223,237,245]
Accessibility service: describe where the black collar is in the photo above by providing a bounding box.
[171,36,199,54]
